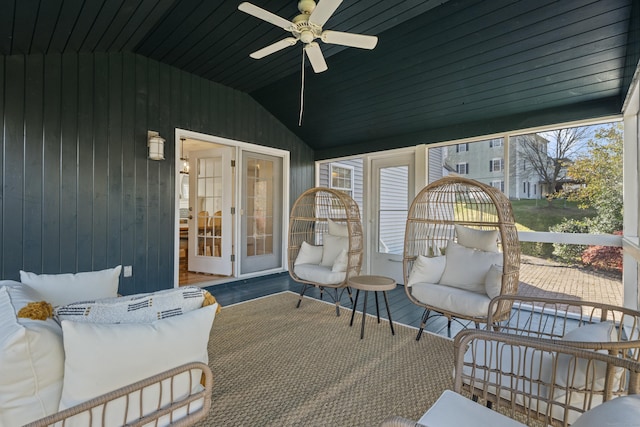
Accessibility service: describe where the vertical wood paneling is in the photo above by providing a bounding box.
[0,52,315,292]
[23,54,44,272]
[3,56,25,279]
[0,57,4,276]
[42,54,62,273]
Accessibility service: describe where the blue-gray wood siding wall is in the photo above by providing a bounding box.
[0,52,314,295]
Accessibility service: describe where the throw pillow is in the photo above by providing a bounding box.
[571,394,640,427]
[20,265,122,306]
[0,285,64,426]
[320,233,349,267]
[328,218,349,237]
[54,286,211,324]
[555,322,618,390]
[455,225,499,252]
[331,249,349,272]
[58,303,218,425]
[407,255,446,287]
[294,241,324,265]
[484,264,503,299]
[439,240,502,293]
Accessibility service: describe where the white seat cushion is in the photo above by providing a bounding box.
[411,282,491,317]
[571,395,640,427]
[294,263,346,285]
[0,284,64,426]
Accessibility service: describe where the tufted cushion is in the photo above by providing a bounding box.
[0,284,64,426]
[20,266,122,307]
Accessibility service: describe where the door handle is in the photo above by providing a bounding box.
[188,215,193,220]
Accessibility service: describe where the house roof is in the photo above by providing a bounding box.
[2,0,638,158]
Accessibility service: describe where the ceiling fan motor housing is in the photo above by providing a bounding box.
[293,14,322,43]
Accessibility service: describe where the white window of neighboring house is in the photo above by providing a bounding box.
[491,180,504,192]
[489,158,504,172]
[330,163,354,197]
[456,163,469,174]
[489,139,503,148]
[456,143,469,152]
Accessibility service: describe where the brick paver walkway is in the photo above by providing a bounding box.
[517,255,623,306]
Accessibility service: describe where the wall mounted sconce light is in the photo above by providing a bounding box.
[147,131,165,161]
[180,137,190,174]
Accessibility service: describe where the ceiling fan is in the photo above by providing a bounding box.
[238,0,378,73]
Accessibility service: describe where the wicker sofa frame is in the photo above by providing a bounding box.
[25,362,213,427]
[403,176,520,338]
[288,187,364,315]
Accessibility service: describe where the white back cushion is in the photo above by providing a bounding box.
[320,233,349,267]
[407,255,446,287]
[440,240,502,293]
[58,304,218,425]
[455,225,499,252]
[0,285,64,426]
[328,219,349,237]
[20,265,122,306]
[294,241,324,266]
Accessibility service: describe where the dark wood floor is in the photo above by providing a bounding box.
[202,273,470,338]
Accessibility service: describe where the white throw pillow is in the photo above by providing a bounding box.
[484,264,503,299]
[0,285,65,426]
[455,225,499,252]
[332,249,349,272]
[439,240,502,293]
[328,218,349,237]
[58,304,218,425]
[320,233,349,267]
[20,265,122,306]
[55,286,209,323]
[407,255,446,287]
[294,241,324,266]
[555,322,618,391]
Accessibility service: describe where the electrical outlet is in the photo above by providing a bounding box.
[123,265,132,277]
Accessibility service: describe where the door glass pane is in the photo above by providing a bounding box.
[196,156,222,258]
[247,158,274,257]
[379,166,408,254]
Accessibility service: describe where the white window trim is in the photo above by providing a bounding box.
[329,162,355,196]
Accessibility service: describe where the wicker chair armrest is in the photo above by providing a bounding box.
[453,329,640,427]
[24,362,213,427]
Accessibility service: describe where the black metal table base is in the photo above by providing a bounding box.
[349,289,395,339]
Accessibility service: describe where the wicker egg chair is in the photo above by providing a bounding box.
[288,187,364,316]
[403,176,520,338]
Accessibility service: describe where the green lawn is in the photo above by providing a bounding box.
[510,198,596,259]
[511,198,596,232]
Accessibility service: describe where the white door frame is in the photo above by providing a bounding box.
[174,129,290,287]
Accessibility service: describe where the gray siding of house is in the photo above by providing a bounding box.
[0,53,314,294]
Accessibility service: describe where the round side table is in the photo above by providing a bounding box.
[348,275,396,339]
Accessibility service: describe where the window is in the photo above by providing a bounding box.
[489,139,503,148]
[456,143,469,152]
[491,180,504,192]
[456,163,469,174]
[489,158,504,172]
[330,164,354,197]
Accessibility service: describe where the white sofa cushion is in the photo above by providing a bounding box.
[58,303,218,425]
[440,240,502,293]
[407,255,446,287]
[20,265,122,306]
[328,218,349,237]
[294,263,346,285]
[455,225,499,252]
[0,284,65,426]
[294,241,324,266]
[54,286,209,324]
[411,282,492,317]
[331,249,349,272]
[571,394,640,427]
[484,264,503,299]
[320,233,349,267]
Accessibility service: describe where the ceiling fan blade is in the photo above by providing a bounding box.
[304,42,328,73]
[250,37,298,59]
[321,30,378,49]
[308,0,343,27]
[238,2,294,30]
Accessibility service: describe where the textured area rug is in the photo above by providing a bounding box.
[196,291,454,426]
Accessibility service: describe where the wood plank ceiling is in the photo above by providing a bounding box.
[0,0,638,157]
